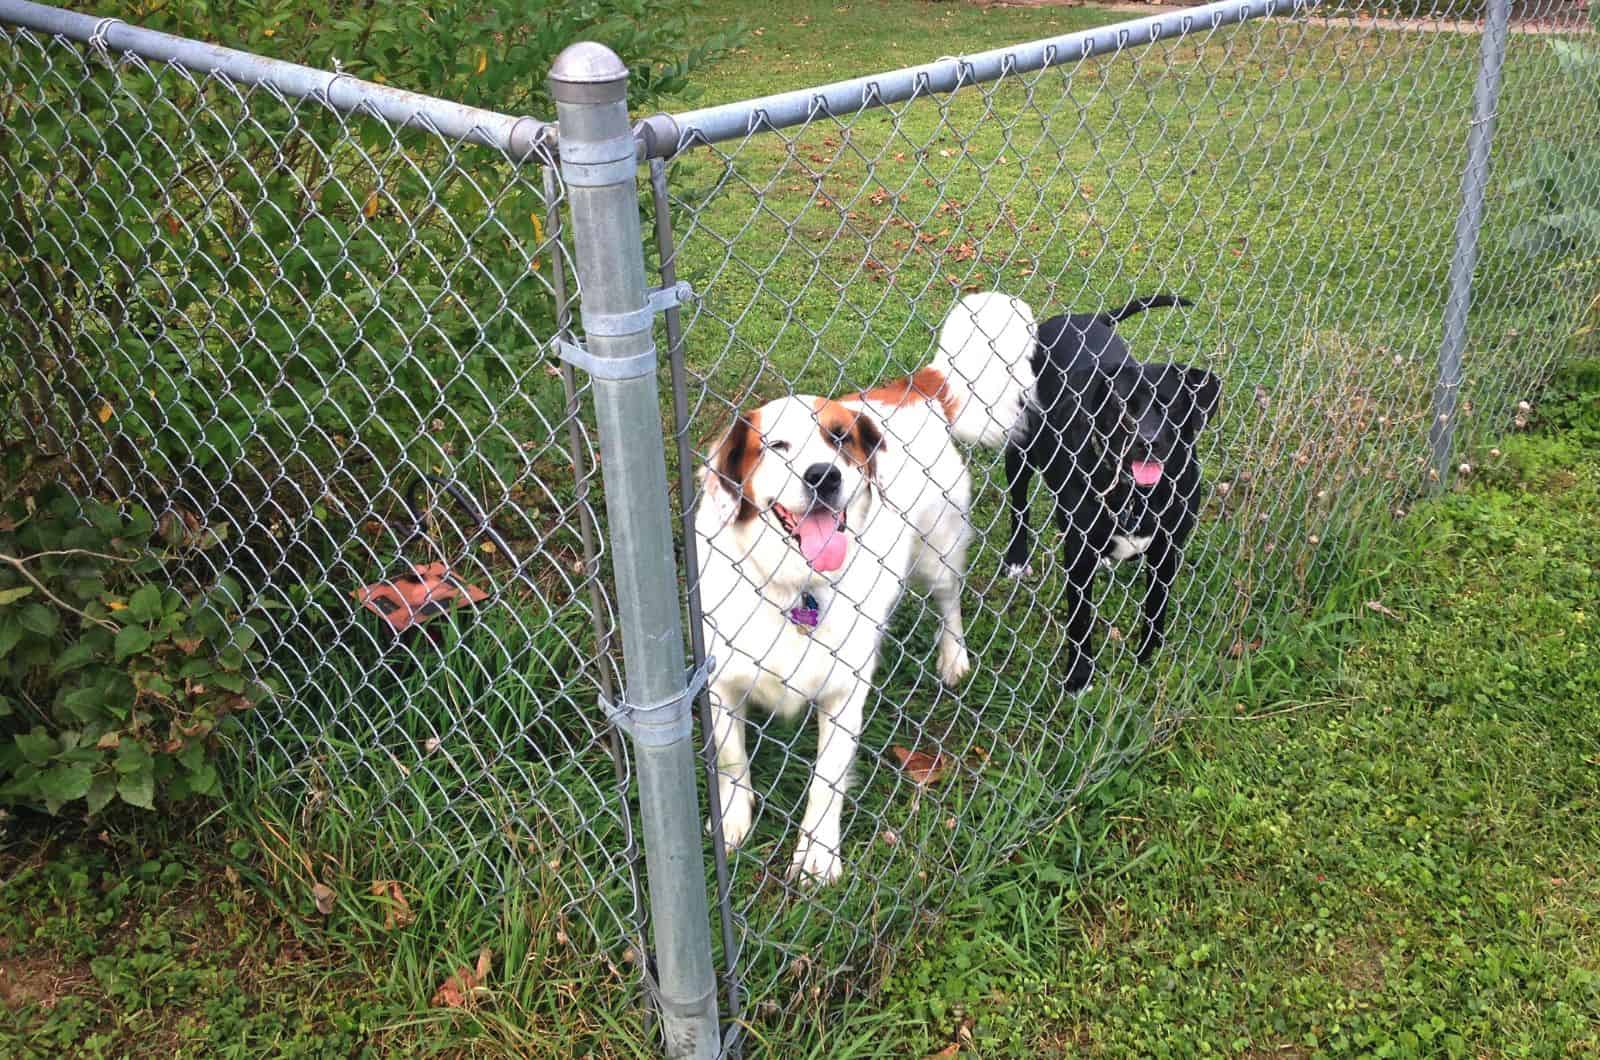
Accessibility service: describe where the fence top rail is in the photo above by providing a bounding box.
[635,0,1325,159]
[0,0,555,163]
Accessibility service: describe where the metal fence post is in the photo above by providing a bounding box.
[1430,0,1511,490]
[549,43,722,1059]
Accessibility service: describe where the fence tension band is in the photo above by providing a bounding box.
[557,281,694,380]
[602,655,714,747]
[554,131,646,185]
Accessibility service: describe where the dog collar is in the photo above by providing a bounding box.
[789,591,821,630]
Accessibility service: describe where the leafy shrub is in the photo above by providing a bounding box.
[1509,25,1600,256]
[0,0,740,522]
[0,475,270,816]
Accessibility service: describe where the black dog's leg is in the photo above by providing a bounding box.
[1002,442,1035,576]
[1058,512,1102,693]
[1137,535,1180,664]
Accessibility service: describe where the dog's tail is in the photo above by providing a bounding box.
[927,291,1037,449]
[1096,293,1193,326]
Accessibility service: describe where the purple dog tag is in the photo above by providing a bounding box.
[789,592,821,630]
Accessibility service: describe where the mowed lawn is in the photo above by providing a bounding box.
[650,0,1597,1021]
[4,366,1595,1056]
[3,2,1598,1057]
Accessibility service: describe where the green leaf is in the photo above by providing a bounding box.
[114,625,154,660]
[0,618,22,658]
[117,769,155,810]
[19,602,59,637]
[187,763,219,797]
[0,586,34,606]
[212,672,248,693]
[15,728,59,764]
[83,499,124,538]
[50,640,101,677]
[62,685,110,724]
[126,584,163,623]
[39,762,94,808]
[86,774,117,815]
[115,741,152,776]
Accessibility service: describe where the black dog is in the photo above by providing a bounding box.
[1002,294,1220,693]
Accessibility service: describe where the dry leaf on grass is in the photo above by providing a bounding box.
[1227,638,1264,659]
[924,1044,960,1059]
[432,946,493,1009]
[367,880,413,930]
[1365,600,1405,621]
[311,882,336,916]
[889,745,952,786]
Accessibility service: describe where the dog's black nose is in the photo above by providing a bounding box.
[803,463,842,496]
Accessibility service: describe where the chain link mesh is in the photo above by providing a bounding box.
[658,0,1598,1037]
[0,25,647,983]
[3,1,1597,1052]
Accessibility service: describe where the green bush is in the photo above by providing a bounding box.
[1509,36,1600,257]
[0,474,271,816]
[1,0,739,520]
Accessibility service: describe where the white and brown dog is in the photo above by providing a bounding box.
[695,292,1036,884]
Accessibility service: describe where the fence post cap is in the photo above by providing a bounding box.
[549,42,629,87]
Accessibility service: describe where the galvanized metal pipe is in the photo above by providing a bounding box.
[0,0,551,160]
[634,0,1325,158]
[1430,0,1511,490]
[549,43,721,1060]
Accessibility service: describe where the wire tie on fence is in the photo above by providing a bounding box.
[87,17,124,58]
[601,655,714,748]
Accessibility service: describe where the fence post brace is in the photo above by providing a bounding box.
[557,281,695,381]
[601,655,714,748]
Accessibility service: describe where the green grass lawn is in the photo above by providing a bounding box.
[5,1,1600,1055]
[643,0,1598,1019]
[4,362,1595,1055]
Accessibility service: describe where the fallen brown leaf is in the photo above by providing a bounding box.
[312,882,336,916]
[890,745,952,786]
[1227,638,1264,659]
[368,880,413,930]
[432,946,493,1008]
[924,1044,960,1059]
[1365,600,1405,621]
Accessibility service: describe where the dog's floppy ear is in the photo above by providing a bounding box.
[704,411,761,523]
[1179,366,1221,441]
[851,409,886,480]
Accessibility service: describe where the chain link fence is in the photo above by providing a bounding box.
[0,0,649,995]
[654,0,1596,1045]
[3,0,1597,1055]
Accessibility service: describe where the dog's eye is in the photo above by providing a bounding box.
[768,440,791,453]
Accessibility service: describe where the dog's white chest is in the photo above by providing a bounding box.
[1106,533,1154,563]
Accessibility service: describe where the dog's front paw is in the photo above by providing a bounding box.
[1002,562,1034,580]
[1065,656,1095,696]
[709,789,755,851]
[937,639,971,686]
[1136,633,1163,665]
[787,835,842,887]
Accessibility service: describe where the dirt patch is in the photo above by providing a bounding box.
[0,954,94,1011]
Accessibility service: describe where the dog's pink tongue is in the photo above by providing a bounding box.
[1131,460,1163,487]
[797,511,848,571]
